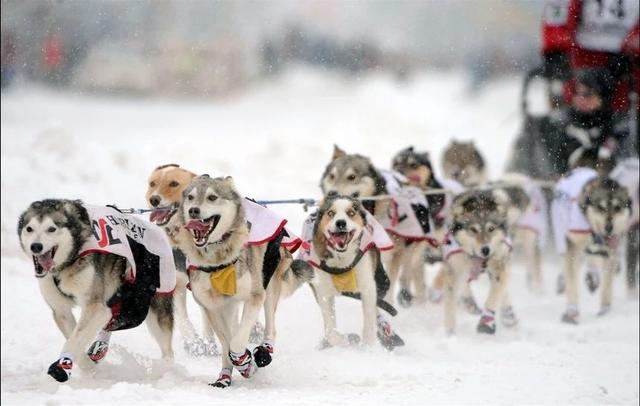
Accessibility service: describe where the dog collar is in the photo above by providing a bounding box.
[192,257,239,273]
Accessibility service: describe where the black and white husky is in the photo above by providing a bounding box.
[174,175,312,388]
[17,199,176,382]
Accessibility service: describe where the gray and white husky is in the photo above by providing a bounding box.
[553,177,632,323]
[442,189,516,335]
[174,175,312,388]
[17,199,174,382]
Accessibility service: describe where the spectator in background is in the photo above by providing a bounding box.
[1,31,18,89]
[42,32,64,85]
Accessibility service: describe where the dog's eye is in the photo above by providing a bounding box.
[613,205,621,212]
[347,174,357,181]
[169,181,179,187]
[208,195,218,202]
[149,181,156,188]
[328,174,335,181]
[187,195,194,201]
[25,226,33,233]
[347,210,355,217]
[327,210,335,218]
[487,226,495,233]
[470,226,479,234]
[47,226,56,233]
[410,163,420,169]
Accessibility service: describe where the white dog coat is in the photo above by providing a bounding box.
[551,167,598,254]
[81,205,176,293]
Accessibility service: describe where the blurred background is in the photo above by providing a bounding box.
[1,0,544,97]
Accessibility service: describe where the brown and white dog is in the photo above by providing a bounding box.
[299,195,405,350]
[441,140,487,188]
[146,164,219,356]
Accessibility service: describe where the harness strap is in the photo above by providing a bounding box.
[52,275,75,300]
[319,249,365,275]
[193,257,240,273]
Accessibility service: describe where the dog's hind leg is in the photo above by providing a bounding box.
[383,248,404,305]
[146,295,175,361]
[519,229,542,294]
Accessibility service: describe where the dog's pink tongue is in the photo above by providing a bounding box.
[150,209,169,223]
[37,252,55,272]
[186,220,209,232]
[331,233,349,247]
[407,174,422,184]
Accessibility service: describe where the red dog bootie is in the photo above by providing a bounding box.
[477,309,496,334]
[47,353,74,382]
[229,349,257,379]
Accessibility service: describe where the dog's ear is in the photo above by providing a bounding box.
[222,176,236,188]
[332,145,347,161]
[491,189,510,217]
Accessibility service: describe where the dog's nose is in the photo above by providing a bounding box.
[335,219,347,230]
[480,246,490,257]
[189,207,200,219]
[149,195,161,207]
[605,223,613,235]
[31,242,43,254]
[327,190,338,198]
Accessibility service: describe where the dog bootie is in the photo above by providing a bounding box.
[47,353,73,382]
[249,321,265,345]
[376,316,405,351]
[476,309,496,334]
[461,295,482,315]
[556,274,566,295]
[561,305,579,324]
[585,267,601,293]
[87,340,110,363]
[209,367,232,388]
[500,306,518,328]
[397,288,414,308]
[253,341,273,368]
[229,349,257,379]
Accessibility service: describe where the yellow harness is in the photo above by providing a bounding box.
[331,269,358,292]
[208,263,237,296]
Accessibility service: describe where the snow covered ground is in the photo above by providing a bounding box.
[1,69,638,405]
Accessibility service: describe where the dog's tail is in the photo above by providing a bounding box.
[279,259,314,298]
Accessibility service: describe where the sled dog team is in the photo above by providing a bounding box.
[18,142,638,386]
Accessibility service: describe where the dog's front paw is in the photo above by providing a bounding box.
[47,357,73,382]
[87,340,110,364]
[229,349,257,379]
[319,333,359,350]
[476,310,496,335]
[253,342,273,368]
[376,318,405,350]
[209,368,232,388]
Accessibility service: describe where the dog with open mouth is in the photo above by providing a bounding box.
[299,195,404,350]
[18,199,176,382]
[321,145,435,311]
[174,175,312,388]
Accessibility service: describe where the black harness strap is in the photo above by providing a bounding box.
[52,275,75,300]
[195,257,240,273]
[319,249,366,275]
